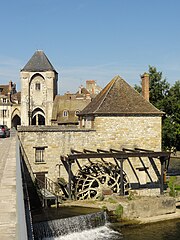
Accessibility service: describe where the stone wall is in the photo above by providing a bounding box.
[94,116,162,150]
[18,115,162,194]
[20,71,57,126]
[121,196,176,219]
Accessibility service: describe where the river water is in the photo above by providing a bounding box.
[42,218,180,240]
[33,206,180,240]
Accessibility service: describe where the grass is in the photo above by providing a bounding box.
[167,176,180,197]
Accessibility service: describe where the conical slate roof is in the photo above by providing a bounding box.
[79,75,163,116]
[21,50,57,72]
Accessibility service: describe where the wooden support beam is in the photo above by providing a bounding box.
[127,157,140,185]
[97,149,109,153]
[67,151,171,161]
[120,159,124,196]
[61,156,76,182]
[160,157,165,195]
[83,149,97,153]
[122,148,137,152]
[75,158,82,170]
[134,147,154,152]
[113,157,121,169]
[68,161,72,200]
[110,148,124,153]
[71,149,83,154]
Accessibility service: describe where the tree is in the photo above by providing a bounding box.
[162,81,180,150]
[148,66,170,110]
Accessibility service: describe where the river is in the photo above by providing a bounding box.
[41,218,180,240]
[33,206,180,240]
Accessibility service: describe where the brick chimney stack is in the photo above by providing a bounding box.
[141,73,149,101]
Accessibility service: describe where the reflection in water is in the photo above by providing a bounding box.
[43,219,180,240]
[116,219,180,240]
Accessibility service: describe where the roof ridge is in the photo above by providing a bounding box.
[94,76,118,113]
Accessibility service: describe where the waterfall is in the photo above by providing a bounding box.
[33,211,107,240]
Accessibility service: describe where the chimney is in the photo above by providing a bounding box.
[86,80,96,94]
[141,73,149,101]
[9,80,13,92]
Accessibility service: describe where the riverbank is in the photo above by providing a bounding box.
[138,208,180,224]
[60,195,180,225]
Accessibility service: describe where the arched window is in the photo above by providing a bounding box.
[63,110,68,117]
[35,82,41,90]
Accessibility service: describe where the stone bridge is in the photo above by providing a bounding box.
[0,131,32,240]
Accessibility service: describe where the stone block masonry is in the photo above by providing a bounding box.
[18,114,162,194]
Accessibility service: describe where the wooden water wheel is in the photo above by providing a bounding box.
[73,162,130,200]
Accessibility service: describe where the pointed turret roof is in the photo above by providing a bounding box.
[79,75,163,116]
[21,50,57,72]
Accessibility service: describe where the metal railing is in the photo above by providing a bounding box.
[16,136,34,240]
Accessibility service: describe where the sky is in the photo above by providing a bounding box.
[1,0,180,94]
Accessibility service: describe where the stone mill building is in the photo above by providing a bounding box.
[1,50,168,199]
[17,51,167,198]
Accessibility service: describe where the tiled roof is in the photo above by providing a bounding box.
[52,95,91,124]
[0,85,9,96]
[79,75,163,116]
[11,92,21,104]
[21,50,57,72]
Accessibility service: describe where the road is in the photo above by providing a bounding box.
[0,131,17,240]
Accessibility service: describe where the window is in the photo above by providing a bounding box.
[3,98,6,103]
[63,110,68,117]
[35,83,41,91]
[75,110,80,116]
[1,110,8,118]
[3,110,7,117]
[35,147,46,163]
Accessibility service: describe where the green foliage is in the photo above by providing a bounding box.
[148,66,170,109]
[114,204,123,218]
[101,205,108,211]
[167,176,177,197]
[127,192,135,200]
[97,194,104,201]
[134,66,180,150]
[106,197,118,204]
[134,84,142,94]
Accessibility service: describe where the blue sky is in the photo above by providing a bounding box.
[1,0,180,94]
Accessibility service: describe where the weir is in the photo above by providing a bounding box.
[33,211,107,239]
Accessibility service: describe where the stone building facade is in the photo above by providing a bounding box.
[0,81,21,127]
[20,50,58,126]
[0,51,101,128]
[18,75,164,196]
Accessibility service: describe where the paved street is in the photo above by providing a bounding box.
[0,132,17,240]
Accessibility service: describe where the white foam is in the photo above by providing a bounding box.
[43,224,122,240]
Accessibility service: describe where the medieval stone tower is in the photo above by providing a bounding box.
[20,50,58,126]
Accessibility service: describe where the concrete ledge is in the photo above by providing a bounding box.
[138,208,180,224]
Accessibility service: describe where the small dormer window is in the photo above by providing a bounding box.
[75,110,80,116]
[35,83,41,91]
[63,110,68,117]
